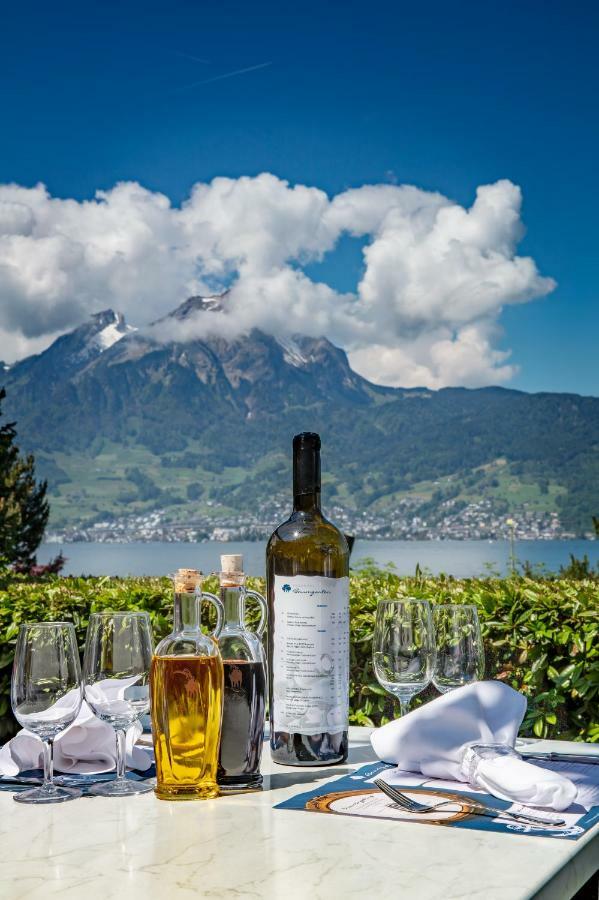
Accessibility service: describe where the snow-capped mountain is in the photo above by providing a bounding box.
[2,295,599,536]
[92,311,136,352]
[2,296,391,452]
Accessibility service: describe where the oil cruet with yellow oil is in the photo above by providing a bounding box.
[150,568,224,800]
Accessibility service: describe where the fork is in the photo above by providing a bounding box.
[373,778,566,827]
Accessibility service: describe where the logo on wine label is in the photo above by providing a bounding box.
[281,582,332,597]
[174,668,201,697]
[228,665,243,690]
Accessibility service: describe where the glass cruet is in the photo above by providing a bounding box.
[217,555,267,663]
[216,554,267,790]
[150,568,225,800]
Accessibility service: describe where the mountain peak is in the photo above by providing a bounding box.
[169,293,228,321]
[90,309,121,326]
[88,310,135,352]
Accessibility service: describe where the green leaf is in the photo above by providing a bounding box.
[533,718,545,737]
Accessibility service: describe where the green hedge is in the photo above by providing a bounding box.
[0,566,597,742]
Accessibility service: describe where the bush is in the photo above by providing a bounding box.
[0,565,597,742]
[348,562,598,742]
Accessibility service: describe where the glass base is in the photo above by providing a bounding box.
[154,784,220,801]
[88,778,154,797]
[14,783,82,804]
[218,774,263,792]
[271,729,348,766]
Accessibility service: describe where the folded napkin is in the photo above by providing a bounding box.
[462,745,577,810]
[371,681,577,811]
[0,701,152,776]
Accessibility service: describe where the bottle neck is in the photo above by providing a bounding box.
[293,490,321,513]
[220,583,245,626]
[293,440,321,513]
[173,590,200,632]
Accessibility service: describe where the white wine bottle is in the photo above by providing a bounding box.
[266,432,349,766]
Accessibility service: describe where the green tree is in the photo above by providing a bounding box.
[0,388,49,567]
[186,482,203,501]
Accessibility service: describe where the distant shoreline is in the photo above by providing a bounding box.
[42,536,596,544]
[37,538,599,579]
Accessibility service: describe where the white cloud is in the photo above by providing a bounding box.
[0,174,555,386]
[349,322,517,390]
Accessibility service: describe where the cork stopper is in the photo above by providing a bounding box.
[173,568,202,593]
[220,554,243,575]
[220,554,245,587]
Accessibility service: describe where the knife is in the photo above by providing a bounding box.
[521,751,599,766]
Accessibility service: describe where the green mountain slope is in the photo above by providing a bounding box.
[3,299,598,537]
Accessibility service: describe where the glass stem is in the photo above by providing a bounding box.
[399,698,410,718]
[116,729,127,781]
[42,738,54,788]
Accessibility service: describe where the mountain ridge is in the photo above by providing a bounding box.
[2,298,598,537]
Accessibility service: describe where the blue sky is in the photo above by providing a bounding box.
[0,0,597,394]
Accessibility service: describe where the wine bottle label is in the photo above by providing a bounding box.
[272,574,349,735]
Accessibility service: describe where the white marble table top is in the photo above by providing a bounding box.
[0,727,597,900]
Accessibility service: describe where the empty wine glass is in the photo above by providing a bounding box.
[83,612,153,796]
[372,598,435,717]
[433,604,485,693]
[11,622,83,804]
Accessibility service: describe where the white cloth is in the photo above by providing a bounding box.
[463,748,577,810]
[84,674,148,722]
[0,701,152,776]
[370,681,577,811]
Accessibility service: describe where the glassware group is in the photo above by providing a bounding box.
[10,431,352,799]
[10,555,268,804]
[150,557,267,800]
[372,599,485,715]
[11,590,484,804]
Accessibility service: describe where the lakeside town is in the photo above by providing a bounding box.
[45,496,583,543]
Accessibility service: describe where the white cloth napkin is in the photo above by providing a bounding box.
[462,747,577,810]
[0,701,152,776]
[370,681,577,811]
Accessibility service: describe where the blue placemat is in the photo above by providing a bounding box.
[275,760,599,841]
[1,764,156,795]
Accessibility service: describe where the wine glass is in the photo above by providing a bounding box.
[372,598,435,717]
[11,622,83,804]
[432,604,485,693]
[83,612,153,796]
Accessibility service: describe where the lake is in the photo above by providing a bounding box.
[37,539,598,578]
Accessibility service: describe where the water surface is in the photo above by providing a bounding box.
[37,539,598,578]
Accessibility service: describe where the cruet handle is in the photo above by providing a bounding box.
[196,590,225,638]
[245,589,268,638]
